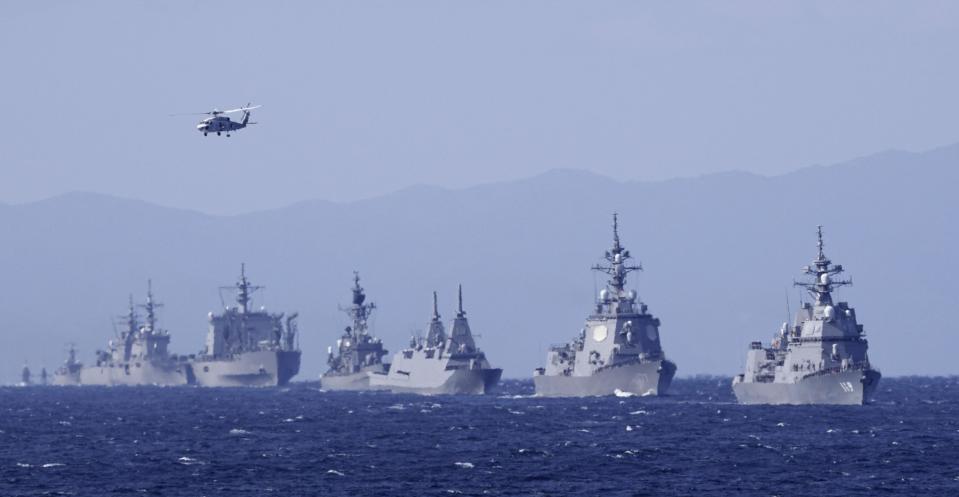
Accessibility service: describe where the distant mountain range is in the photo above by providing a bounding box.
[2,143,956,382]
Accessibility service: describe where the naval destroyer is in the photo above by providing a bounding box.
[534,214,677,397]
[191,265,301,387]
[320,272,390,390]
[369,287,502,394]
[52,283,193,386]
[732,226,881,405]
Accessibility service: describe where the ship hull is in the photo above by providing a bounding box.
[66,362,191,386]
[533,359,676,397]
[320,363,391,391]
[51,372,80,386]
[192,350,301,387]
[369,367,502,395]
[732,368,881,405]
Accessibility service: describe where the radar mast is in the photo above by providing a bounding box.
[794,225,851,305]
[222,263,263,314]
[140,279,163,334]
[591,213,642,295]
[340,271,376,338]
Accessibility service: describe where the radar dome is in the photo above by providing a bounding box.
[820,273,831,285]
[614,253,622,263]
[599,289,609,301]
[823,305,835,320]
[626,290,636,301]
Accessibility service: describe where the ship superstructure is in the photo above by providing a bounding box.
[320,272,389,390]
[534,214,677,397]
[51,345,82,386]
[732,226,881,405]
[52,282,192,386]
[369,286,501,394]
[191,264,300,387]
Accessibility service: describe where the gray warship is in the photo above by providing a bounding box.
[320,272,390,391]
[191,264,301,387]
[52,283,192,386]
[534,214,677,397]
[19,364,31,386]
[369,287,502,395]
[732,226,881,405]
[51,345,82,386]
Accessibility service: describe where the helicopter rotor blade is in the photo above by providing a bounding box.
[220,104,262,114]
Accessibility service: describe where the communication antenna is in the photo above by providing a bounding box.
[784,287,791,324]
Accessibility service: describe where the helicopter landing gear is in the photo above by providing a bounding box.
[226,133,231,137]
[217,132,221,136]
[203,132,208,136]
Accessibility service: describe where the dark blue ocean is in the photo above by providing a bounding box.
[2,377,958,496]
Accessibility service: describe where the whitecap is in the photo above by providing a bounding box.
[41,463,65,468]
[229,428,251,436]
[15,462,32,468]
[625,425,634,432]
[58,421,72,426]
[177,457,204,466]
[507,410,525,415]
[454,462,474,469]
[629,410,649,416]
[613,389,635,398]
[326,469,345,476]
[387,404,405,411]
[776,422,786,427]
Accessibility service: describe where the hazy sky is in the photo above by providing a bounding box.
[2,1,958,214]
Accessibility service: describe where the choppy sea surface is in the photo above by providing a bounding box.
[1,377,958,496]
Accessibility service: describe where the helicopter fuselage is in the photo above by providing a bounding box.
[197,116,247,136]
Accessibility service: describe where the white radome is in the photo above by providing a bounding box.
[823,305,836,320]
[820,273,831,285]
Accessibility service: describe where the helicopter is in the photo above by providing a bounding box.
[171,103,261,136]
